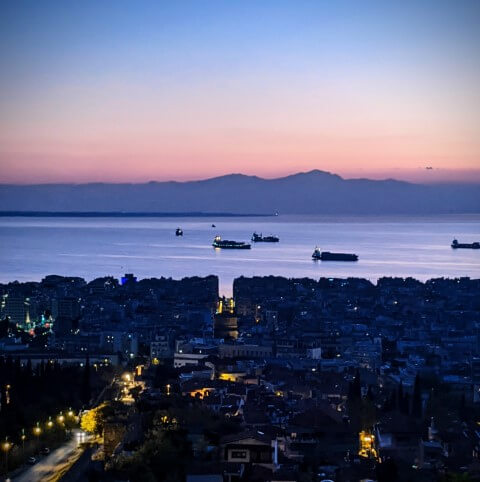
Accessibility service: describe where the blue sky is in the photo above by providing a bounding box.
[1,0,479,183]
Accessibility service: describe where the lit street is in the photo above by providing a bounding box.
[13,429,90,482]
[117,372,144,405]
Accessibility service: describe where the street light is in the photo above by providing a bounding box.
[33,423,42,454]
[47,417,53,429]
[2,438,11,477]
[166,383,171,396]
[21,429,26,462]
[57,412,67,439]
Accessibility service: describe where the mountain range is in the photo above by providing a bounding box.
[1,170,479,215]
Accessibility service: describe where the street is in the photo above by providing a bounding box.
[116,372,145,405]
[13,429,89,482]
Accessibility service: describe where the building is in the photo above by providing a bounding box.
[472,357,480,403]
[214,298,238,340]
[52,297,80,320]
[174,352,209,368]
[221,431,274,468]
[3,294,30,326]
[219,343,272,359]
[150,335,172,360]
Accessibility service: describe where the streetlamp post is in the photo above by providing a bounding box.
[58,412,66,439]
[46,416,53,447]
[67,407,75,435]
[33,423,42,454]
[21,429,26,462]
[2,438,11,478]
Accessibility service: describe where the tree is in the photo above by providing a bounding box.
[80,402,110,435]
[376,457,398,482]
[347,370,362,431]
[115,429,192,481]
[80,355,91,406]
[412,373,422,418]
[397,381,404,412]
[129,386,142,402]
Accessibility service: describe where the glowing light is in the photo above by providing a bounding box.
[359,431,378,460]
[219,372,237,382]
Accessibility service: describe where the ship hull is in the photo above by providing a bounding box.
[213,242,251,249]
[313,251,358,261]
[251,233,279,242]
[213,244,251,249]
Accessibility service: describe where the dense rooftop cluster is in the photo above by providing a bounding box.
[1,274,480,481]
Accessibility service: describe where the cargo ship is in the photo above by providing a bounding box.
[312,246,358,261]
[251,232,280,243]
[175,228,183,236]
[213,236,251,249]
[451,239,480,249]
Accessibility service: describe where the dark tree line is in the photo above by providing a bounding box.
[347,369,377,431]
[383,374,423,418]
[0,355,100,441]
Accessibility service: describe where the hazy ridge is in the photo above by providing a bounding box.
[1,170,479,215]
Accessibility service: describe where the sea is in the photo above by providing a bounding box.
[1,215,479,296]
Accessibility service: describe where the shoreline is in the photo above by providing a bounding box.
[0,211,273,218]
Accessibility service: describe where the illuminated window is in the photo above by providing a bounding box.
[231,451,247,459]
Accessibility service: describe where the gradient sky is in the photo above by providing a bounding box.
[1,0,479,184]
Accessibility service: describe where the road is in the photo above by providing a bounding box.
[13,430,89,482]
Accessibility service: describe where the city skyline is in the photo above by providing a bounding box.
[1,0,479,184]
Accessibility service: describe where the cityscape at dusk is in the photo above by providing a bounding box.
[0,2,479,482]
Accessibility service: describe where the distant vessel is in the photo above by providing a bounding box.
[251,232,279,243]
[451,239,479,249]
[312,246,358,261]
[175,228,183,236]
[211,224,216,228]
[213,235,251,249]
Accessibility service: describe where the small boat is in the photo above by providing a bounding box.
[175,228,183,236]
[451,239,479,249]
[212,235,251,249]
[312,246,358,261]
[251,232,279,243]
[212,224,216,228]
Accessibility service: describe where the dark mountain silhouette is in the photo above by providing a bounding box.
[1,170,479,214]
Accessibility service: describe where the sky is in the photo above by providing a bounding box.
[0,0,479,184]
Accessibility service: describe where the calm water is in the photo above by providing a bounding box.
[1,215,479,296]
